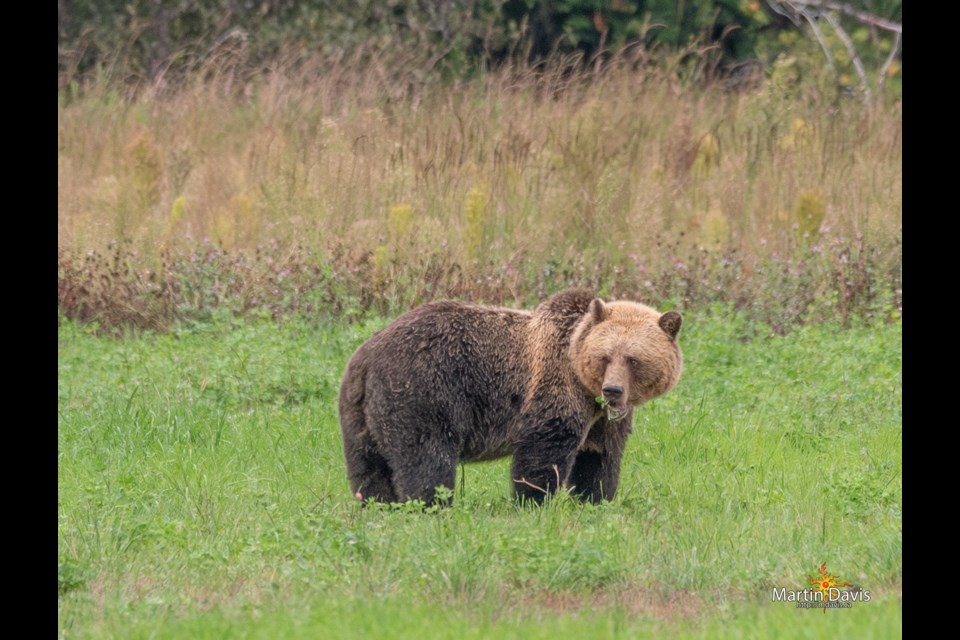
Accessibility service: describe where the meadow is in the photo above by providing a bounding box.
[59,54,901,637]
[58,310,901,638]
[58,57,901,333]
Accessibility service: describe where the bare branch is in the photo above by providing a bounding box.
[823,11,870,101]
[766,0,803,26]
[878,31,902,91]
[766,1,901,33]
[513,477,547,494]
[815,1,901,33]
[803,14,834,66]
[513,465,563,495]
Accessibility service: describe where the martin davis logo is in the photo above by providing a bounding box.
[772,563,871,613]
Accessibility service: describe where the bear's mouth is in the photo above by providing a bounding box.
[605,404,629,422]
[595,396,630,422]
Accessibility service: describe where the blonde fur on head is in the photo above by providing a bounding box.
[570,299,683,410]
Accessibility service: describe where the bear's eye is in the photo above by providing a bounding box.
[627,357,640,369]
[600,355,611,366]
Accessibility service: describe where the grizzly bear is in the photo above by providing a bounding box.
[338,289,682,505]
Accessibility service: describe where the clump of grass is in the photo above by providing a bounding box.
[463,185,489,265]
[793,190,826,238]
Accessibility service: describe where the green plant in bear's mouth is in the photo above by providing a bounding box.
[595,396,629,422]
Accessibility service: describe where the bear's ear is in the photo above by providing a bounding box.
[659,311,682,339]
[588,298,607,324]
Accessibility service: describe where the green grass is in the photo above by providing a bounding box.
[58,310,901,638]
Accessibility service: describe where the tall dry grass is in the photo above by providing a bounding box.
[58,55,901,331]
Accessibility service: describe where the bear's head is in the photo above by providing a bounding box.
[569,299,683,421]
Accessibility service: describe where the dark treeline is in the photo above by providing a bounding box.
[59,1,900,91]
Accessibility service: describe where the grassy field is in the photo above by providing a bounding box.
[59,55,902,637]
[58,309,902,638]
[58,63,902,331]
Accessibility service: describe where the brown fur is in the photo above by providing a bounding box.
[338,289,682,504]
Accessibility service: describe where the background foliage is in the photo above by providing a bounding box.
[57,60,902,333]
[59,1,901,95]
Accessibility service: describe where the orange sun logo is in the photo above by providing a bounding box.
[809,563,854,613]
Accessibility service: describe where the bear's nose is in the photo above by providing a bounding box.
[602,384,624,400]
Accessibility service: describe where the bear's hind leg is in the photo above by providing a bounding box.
[344,433,398,503]
[389,447,457,506]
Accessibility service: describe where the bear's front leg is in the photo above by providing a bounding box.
[510,417,582,504]
[568,420,629,503]
[569,450,622,503]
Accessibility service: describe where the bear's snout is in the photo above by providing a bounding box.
[601,384,625,402]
